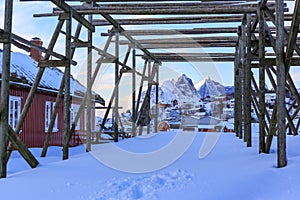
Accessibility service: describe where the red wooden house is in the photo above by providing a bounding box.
[0,39,104,148]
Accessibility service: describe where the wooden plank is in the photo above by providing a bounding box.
[103,28,239,36]
[53,4,277,15]
[38,60,70,67]
[118,36,238,45]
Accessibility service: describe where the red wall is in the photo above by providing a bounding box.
[9,85,94,148]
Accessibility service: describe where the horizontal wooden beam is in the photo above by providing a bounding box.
[71,41,91,48]
[102,28,239,36]
[139,42,237,49]
[54,5,277,15]
[117,36,238,45]
[38,60,70,67]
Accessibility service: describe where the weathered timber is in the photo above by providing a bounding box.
[63,13,72,160]
[245,14,252,147]
[0,0,13,178]
[7,126,39,168]
[258,5,266,153]
[276,0,287,168]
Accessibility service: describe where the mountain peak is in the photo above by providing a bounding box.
[196,77,225,98]
[205,75,211,81]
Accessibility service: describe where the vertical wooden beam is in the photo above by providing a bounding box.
[276,0,287,168]
[235,32,243,139]
[135,60,148,123]
[132,47,137,136]
[258,5,266,153]
[234,43,239,138]
[241,18,246,141]
[147,61,151,134]
[244,14,252,147]
[114,30,119,142]
[86,13,93,152]
[0,0,13,178]
[154,63,159,133]
[63,11,72,160]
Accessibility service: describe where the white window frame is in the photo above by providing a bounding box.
[71,104,80,130]
[9,96,21,129]
[45,101,58,132]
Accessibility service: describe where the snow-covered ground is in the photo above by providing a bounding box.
[1,124,300,200]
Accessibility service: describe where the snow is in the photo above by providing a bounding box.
[1,125,300,199]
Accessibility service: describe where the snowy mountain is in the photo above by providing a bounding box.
[225,86,234,95]
[140,74,199,106]
[196,76,226,98]
[175,74,199,100]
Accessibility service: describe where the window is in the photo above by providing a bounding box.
[45,101,58,132]
[9,96,21,129]
[71,104,80,130]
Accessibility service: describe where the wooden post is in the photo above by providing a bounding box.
[154,62,159,133]
[244,14,252,147]
[241,17,247,141]
[234,33,242,139]
[132,47,137,136]
[147,61,151,134]
[86,13,93,152]
[0,0,13,178]
[236,30,243,139]
[258,5,266,153]
[114,30,119,142]
[276,0,287,168]
[63,11,72,160]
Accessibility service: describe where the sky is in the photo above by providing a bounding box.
[1,1,299,99]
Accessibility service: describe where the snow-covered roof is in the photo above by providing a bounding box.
[199,116,222,125]
[0,50,104,105]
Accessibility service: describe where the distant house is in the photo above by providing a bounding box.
[198,116,223,132]
[0,39,104,148]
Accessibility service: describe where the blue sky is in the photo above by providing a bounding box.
[1,1,299,92]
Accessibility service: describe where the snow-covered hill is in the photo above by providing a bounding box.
[196,76,226,98]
